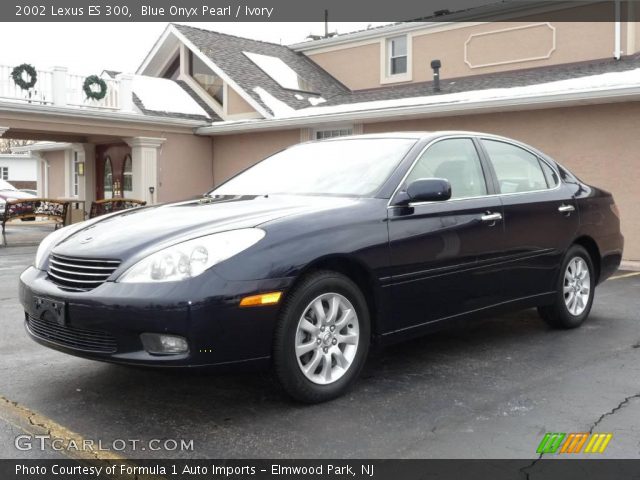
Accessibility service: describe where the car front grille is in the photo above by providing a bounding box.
[47,254,121,291]
[26,314,117,353]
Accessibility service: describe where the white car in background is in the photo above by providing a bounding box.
[0,179,36,217]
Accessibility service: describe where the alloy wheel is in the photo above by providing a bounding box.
[563,256,591,316]
[295,293,360,385]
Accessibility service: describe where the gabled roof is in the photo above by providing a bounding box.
[197,53,640,134]
[172,24,349,116]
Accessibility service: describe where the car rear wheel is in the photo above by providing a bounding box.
[273,271,370,403]
[538,245,595,329]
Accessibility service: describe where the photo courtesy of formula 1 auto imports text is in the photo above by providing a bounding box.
[0,0,639,479]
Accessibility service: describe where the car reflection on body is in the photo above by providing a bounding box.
[19,132,623,402]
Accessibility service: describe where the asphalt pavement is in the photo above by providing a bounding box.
[1,245,639,459]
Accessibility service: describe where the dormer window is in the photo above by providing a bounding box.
[387,36,408,75]
[188,50,224,106]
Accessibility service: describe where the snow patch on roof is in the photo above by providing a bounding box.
[244,51,312,92]
[132,76,208,116]
[253,87,295,117]
[308,96,327,106]
[285,67,640,118]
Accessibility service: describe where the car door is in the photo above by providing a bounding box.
[387,137,505,334]
[479,138,579,300]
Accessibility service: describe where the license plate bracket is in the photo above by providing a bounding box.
[33,296,67,326]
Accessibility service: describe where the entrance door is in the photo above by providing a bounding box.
[95,144,133,200]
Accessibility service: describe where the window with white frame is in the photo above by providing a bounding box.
[387,36,408,76]
[315,127,353,140]
[71,151,79,197]
[0,167,8,180]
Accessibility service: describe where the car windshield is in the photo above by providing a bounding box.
[209,138,416,197]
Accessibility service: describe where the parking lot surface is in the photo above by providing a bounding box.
[1,246,639,459]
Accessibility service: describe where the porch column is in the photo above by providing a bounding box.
[69,143,95,214]
[32,152,48,198]
[82,144,96,209]
[124,137,165,205]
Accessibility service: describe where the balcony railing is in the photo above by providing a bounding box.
[0,65,134,112]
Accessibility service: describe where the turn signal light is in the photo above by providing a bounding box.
[239,291,282,307]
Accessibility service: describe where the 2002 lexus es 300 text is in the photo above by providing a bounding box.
[19,132,623,402]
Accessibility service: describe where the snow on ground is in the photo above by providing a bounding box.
[132,75,208,116]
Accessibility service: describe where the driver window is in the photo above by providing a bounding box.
[405,138,487,199]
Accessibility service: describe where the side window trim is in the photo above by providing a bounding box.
[472,136,500,196]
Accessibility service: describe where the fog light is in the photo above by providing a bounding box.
[140,333,189,355]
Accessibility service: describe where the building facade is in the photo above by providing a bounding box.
[0,154,37,189]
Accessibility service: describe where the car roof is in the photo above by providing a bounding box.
[317,131,516,142]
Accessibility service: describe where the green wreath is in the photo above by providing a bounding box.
[11,64,37,90]
[83,75,108,100]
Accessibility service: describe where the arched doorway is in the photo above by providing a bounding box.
[122,154,133,198]
[95,144,132,200]
[103,156,113,199]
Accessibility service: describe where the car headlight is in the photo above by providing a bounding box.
[118,228,265,283]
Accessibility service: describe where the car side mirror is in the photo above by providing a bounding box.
[402,178,451,204]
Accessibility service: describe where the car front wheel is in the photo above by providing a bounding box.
[273,271,370,403]
[538,245,595,329]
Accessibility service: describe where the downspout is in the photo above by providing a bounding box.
[614,0,622,59]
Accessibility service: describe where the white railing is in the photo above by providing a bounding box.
[66,72,120,110]
[0,65,53,104]
[0,65,133,112]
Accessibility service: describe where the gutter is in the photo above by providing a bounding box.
[195,84,640,135]
[0,101,208,129]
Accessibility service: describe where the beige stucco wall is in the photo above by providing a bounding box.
[307,4,618,90]
[227,87,257,116]
[412,21,613,83]
[309,43,380,91]
[212,129,301,185]
[362,102,640,260]
[41,150,66,199]
[157,132,214,202]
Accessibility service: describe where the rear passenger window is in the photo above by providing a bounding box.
[406,138,487,199]
[482,140,549,194]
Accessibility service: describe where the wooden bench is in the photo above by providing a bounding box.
[1,198,69,234]
[89,198,146,218]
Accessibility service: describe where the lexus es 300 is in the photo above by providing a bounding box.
[19,132,623,402]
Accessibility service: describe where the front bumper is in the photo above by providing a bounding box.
[19,266,294,368]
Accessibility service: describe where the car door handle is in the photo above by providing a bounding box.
[558,204,575,214]
[480,212,503,223]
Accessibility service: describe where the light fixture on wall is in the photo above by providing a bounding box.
[77,162,85,176]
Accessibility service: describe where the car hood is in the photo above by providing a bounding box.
[0,190,35,201]
[53,195,359,259]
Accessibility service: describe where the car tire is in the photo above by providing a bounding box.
[273,270,370,403]
[538,245,595,329]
